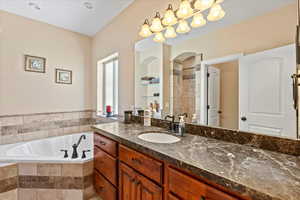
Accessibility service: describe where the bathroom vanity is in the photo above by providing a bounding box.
[92,122,300,200]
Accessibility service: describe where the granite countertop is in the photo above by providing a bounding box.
[92,122,300,200]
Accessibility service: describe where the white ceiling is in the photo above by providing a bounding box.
[0,0,135,36]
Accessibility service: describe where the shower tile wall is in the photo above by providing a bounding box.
[172,59,196,121]
[0,110,115,145]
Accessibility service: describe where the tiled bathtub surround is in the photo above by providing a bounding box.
[0,163,18,200]
[0,110,115,144]
[132,116,300,156]
[18,161,94,200]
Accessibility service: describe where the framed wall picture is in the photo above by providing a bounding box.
[24,55,46,73]
[55,68,72,84]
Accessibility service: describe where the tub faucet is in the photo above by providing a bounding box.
[72,135,86,159]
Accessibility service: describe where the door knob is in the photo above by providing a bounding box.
[241,116,247,121]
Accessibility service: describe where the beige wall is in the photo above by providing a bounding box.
[92,0,175,113]
[0,11,92,115]
[92,1,297,114]
[214,61,239,130]
[172,3,296,59]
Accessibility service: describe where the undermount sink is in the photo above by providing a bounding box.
[138,132,181,144]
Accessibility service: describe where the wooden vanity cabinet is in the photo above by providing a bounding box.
[94,133,118,200]
[94,131,245,200]
[119,163,163,200]
[168,167,239,200]
[119,145,163,184]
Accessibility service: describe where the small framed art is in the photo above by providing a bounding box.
[24,55,46,73]
[55,68,72,84]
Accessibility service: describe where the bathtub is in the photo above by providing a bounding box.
[0,132,94,163]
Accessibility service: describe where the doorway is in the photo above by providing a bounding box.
[199,54,242,128]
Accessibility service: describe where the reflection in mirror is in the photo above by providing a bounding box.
[134,0,298,139]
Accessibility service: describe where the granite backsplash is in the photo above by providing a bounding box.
[132,115,300,156]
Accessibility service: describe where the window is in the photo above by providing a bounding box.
[97,54,118,115]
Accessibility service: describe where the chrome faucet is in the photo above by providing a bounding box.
[72,135,86,159]
[165,115,176,132]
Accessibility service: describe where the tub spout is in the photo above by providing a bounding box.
[72,135,86,159]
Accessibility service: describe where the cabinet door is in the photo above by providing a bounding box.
[136,171,163,200]
[119,163,138,200]
[168,168,239,200]
[119,163,163,200]
[94,170,117,200]
[94,146,117,186]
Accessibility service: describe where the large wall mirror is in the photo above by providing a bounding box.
[134,0,299,140]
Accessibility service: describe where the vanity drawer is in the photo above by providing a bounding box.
[168,168,239,200]
[119,145,163,184]
[94,170,117,200]
[94,146,117,186]
[94,132,117,157]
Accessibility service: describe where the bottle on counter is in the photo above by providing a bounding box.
[144,109,151,127]
[192,114,197,123]
[178,116,185,137]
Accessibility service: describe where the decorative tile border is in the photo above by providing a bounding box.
[132,116,300,156]
[19,175,93,190]
[0,110,116,144]
[0,164,18,195]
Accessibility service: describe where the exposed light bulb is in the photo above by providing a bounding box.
[162,4,178,26]
[194,0,214,11]
[150,12,164,32]
[191,13,206,28]
[153,32,165,43]
[176,0,194,19]
[139,20,152,38]
[176,20,191,34]
[207,4,226,21]
[165,26,177,38]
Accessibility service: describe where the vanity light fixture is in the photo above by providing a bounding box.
[153,32,166,43]
[176,0,194,19]
[150,12,164,32]
[162,4,178,26]
[191,13,207,28]
[207,3,226,21]
[165,26,177,38]
[194,0,214,11]
[176,20,191,34]
[139,0,226,42]
[139,19,153,38]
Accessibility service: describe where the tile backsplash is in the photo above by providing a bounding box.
[0,110,115,145]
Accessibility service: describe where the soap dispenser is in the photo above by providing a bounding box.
[192,114,197,123]
[178,116,185,137]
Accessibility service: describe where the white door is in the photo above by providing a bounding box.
[239,44,296,138]
[207,66,221,127]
